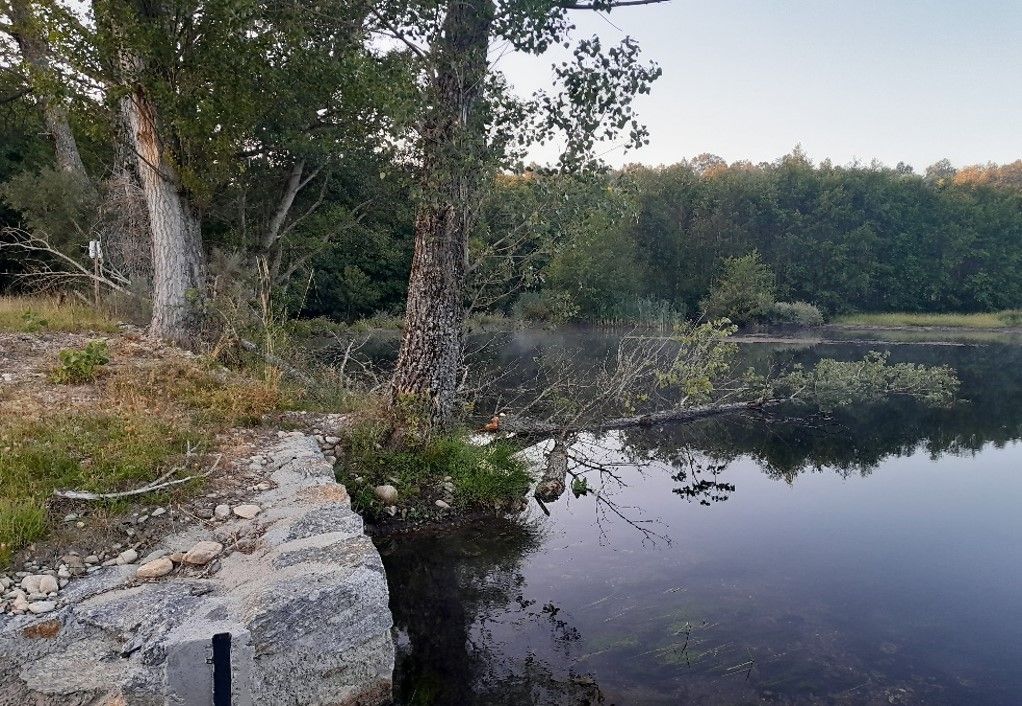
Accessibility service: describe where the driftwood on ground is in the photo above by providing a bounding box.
[53,475,197,501]
[53,455,222,501]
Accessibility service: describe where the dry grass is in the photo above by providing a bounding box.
[0,295,380,566]
[835,311,1022,329]
[107,358,285,427]
[0,328,288,567]
[0,295,119,333]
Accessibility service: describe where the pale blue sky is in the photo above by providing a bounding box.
[500,0,1022,170]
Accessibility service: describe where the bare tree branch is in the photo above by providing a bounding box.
[0,226,131,293]
[558,0,672,10]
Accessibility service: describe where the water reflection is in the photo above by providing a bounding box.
[376,334,1022,705]
[377,521,609,705]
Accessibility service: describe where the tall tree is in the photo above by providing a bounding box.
[383,0,666,433]
[1,0,88,177]
[389,0,495,429]
[94,1,204,343]
[89,0,395,344]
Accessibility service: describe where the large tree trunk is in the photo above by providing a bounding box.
[389,0,494,431]
[41,102,87,177]
[121,84,204,345]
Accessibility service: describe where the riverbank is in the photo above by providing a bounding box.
[0,321,288,571]
[0,297,538,702]
[0,296,540,566]
[1,432,394,704]
[833,310,1022,329]
[331,415,532,533]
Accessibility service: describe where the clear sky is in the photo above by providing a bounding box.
[499,0,1022,170]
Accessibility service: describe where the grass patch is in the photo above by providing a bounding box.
[337,416,531,520]
[0,499,47,568]
[0,413,205,497]
[1,349,291,567]
[0,412,206,567]
[835,311,1022,329]
[349,312,404,332]
[0,295,119,333]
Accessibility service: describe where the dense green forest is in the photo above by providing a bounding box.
[500,154,1022,323]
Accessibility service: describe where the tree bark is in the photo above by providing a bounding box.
[120,83,204,345]
[389,0,495,431]
[534,439,569,502]
[7,0,89,177]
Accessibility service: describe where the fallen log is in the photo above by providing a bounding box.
[53,455,222,501]
[503,399,782,437]
[534,439,569,502]
[53,475,197,501]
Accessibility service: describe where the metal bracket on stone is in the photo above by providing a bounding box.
[166,628,252,706]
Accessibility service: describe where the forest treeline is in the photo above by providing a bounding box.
[0,0,981,442]
[496,153,1022,323]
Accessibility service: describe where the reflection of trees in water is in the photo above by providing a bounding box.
[471,338,1022,516]
[619,379,1022,484]
[379,341,1022,703]
[560,438,668,543]
[376,519,605,705]
[477,334,1022,459]
[669,453,735,506]
[552,433,742,517]
[595,341,1022,484]
[557,341,1022,516]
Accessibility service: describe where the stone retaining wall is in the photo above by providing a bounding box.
[0,435,394,705]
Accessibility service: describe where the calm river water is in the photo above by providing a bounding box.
[371,329,1022,705]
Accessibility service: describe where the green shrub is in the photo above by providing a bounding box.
[512,291,580,322]
[768,301,825,326]
[780,351,960,410]
[52,340,110,384]
[570,476,590,497]
[20,311,48,332]
[700,252,776,325]
[2,167,98,247]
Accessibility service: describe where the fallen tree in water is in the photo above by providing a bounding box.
[504,399,781,437]
[534,439,569,502]
[483,321,961,505]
